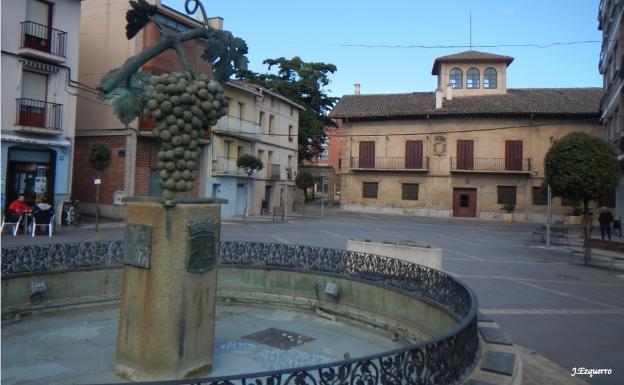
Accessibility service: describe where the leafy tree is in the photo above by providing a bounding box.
[88,142,112,171]
[544,132,619,257]
[237,154,263,222]
[295,171,315,201]
[237,57,338,162]
[88,142,112,231]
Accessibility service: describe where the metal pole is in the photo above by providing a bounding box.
[546,184,552,247]
[321,175,325,217]
[284,179,288,222]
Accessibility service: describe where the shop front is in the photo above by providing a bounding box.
[1,134,71,210]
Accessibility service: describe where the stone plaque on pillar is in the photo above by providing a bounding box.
[187,220,218,273]
[123,223,152,268]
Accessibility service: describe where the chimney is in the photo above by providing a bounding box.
[446,84,453,101]
[207,17,224,30]
[435,89,443,109]
[354,83,361,95]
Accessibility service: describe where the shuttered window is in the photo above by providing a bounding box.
[505,140,523,171]
[402,183,419,200]
[497,186,517,205]
[532,186,547,206]
[362,182,378,198]
[457,140,474,169]
[359,141,375,168]
[405,140,423,169]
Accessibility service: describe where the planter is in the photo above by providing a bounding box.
[501,213,513,222]
[567,215,582,225]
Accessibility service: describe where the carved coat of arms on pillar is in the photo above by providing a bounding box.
[433,135,447,156]
[187,220,218,273]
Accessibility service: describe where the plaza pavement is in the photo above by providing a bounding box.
[2,202,624,385]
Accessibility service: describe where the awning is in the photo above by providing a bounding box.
[1,133,71,147]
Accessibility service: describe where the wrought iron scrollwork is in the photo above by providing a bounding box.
[2,240,479,384]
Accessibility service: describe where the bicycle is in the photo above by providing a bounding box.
[64,200,82,227]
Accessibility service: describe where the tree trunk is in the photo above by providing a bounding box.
[244,176,249,224]
[95,173,100,232]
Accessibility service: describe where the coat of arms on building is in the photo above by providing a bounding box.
[124,224,152,268]
[433,135,447,156]
[187,219,218,273]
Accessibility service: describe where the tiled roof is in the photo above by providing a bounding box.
[432,50,515,74]
[329,88,603,120]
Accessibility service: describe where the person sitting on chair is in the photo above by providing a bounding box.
[9,194,30,215]
[32,196,52,213]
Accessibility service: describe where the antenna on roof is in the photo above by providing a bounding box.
[469,10,472,50]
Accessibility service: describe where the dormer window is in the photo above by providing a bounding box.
[484,67,497,89]
[467,68,480,88]
[449,68,463,89]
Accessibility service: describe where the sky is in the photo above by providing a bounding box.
[162,0,603,98]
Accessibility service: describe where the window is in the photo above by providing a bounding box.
[338,158,342,170]
[268,115,274,134]
[288,125,294,142]
[460,194,470,208]
[19,70,48,127]
[449,68,463,89]
[405,140,423,169]
[362,182,378,198]
[359,141,375,168]
[238,102,244,119]
[505,140,523,171]
[467,68,480,88]
[484,68,497,89]
[532,186,547,206]
[402,183,419,200]
[497,186,516,205]
[456,140,474,170]
[259,111,265,127]
[290,106,294,116]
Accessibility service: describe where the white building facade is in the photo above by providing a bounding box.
[1,0,81,209]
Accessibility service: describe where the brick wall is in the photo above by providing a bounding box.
[72,136,127,204]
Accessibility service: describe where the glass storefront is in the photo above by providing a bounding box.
[5,146,55,207]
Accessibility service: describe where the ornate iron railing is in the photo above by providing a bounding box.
[350,157,429,171]
[20,21,67,58]
[1,241,124,277]
[16,98,63,130]
[1,241,479,385]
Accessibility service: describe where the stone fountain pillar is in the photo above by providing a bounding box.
[116,197,223,381]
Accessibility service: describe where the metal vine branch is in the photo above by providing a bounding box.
[97,0,249,201]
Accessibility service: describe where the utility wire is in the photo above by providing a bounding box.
[339,40,601,49]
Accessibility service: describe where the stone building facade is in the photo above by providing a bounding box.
[1,0,81,211]
[598,0,624,221]
[330,51,604,222]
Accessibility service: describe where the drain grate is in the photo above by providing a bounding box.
[242,327,314,350]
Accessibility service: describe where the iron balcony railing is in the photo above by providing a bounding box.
[350,156,429,170]
[211,157,246,176]
[16,98,63,130]
[213,115,262,140]
[451,157,531,172]
[268,163,280,180]
[20,21,67,58]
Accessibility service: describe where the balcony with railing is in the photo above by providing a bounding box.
[15,98,63,134]
[212,157,245,176]
[268,163,281,180]
[350,157,429,172]
[213,115,262,141]
[18,21,67,62]
[450,157,532,174]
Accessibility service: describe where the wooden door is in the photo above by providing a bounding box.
[359,141,375,168]
[457,140,474,170]
[453,188,477,217]
[505,140,523,171]
[405,140,423,169]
